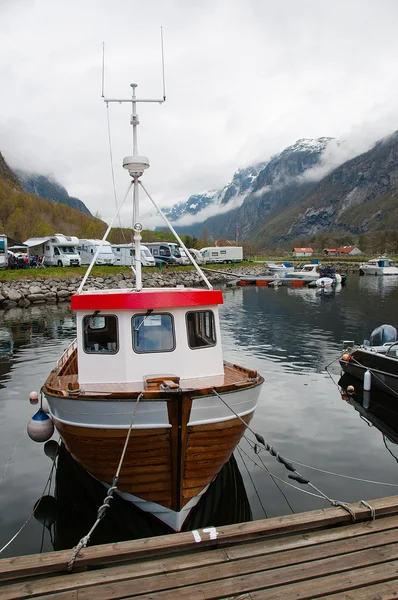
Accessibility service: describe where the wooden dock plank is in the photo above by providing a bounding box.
[320,580,398,599]
[115,556,398,600]
[248,561,398,600]
[1,496,398,582]
[4,528,398,600]
[2,496,398,599]
[52,542,398,600]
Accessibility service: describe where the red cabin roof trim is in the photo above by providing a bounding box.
[71,288,224,311]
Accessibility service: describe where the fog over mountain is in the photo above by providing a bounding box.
[163,130,398,246]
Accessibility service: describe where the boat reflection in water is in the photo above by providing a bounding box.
[339,373,398,461]
[44,444,252,551]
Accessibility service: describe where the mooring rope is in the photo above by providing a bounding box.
[0,431,27,486]
[0,439,61,555]
[66,393,143,573]
[212,388,375,522]
[236,446,268,518]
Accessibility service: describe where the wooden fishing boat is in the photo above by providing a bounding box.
[41,82,264,531]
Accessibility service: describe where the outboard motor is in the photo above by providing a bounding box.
[369,324,398,346]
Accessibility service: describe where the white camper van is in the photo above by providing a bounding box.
[24,234,81,267]
[112,244,155,267]
[200,246,243,264]
[78,239,116,266]
[0,235,7,269]
[145,242,183,266]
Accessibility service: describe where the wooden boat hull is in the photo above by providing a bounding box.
[45,376,262,530]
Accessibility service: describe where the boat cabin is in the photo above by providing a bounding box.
[71,288,225,385]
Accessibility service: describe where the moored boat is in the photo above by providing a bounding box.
[339,324,398,398]
[359,256,398,276]
[39,82,264,531]
[267,262,294,275]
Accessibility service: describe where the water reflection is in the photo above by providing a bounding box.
[339,373,398,463]
[358,275,398,296]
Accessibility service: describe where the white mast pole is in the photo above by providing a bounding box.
[130,83,142,291]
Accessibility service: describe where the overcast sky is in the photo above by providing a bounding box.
[1,0,398,228]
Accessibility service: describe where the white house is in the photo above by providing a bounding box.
[292,247,314,258]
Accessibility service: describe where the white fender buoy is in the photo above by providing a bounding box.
[29,391,39,405]
[364,370,371,391]
[27,409,54,443]
[40,396,50,414]
[363,390,371,410]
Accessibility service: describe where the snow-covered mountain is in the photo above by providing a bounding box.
[163,163,266,223]
[163,137,333,235]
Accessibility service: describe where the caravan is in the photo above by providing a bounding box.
[0,235,7,269]
[200,246,243,264]
[24,234,81,267]
[145,242,183,265]
[78,239,116,266]
[112,244,155,267]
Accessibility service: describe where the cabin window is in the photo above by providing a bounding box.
[159,247,171,257]
[186,311,216,349]
[132,313,175,353]
[83,314,118,354]
[220,250,226,255]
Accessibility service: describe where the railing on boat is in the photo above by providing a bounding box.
[57,338,78,374]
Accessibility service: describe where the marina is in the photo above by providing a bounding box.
[2,276,398,559]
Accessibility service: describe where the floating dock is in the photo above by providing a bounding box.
[232,275,313,287]
[1,495,398,598]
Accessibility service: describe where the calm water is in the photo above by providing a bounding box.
[1,274,398,557]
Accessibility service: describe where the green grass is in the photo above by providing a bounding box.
[0,262,256,282]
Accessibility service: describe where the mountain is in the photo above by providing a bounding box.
[163,163,267,223]
[165,137,333,240]
[15,170,93,217]
[269,131,398,243]
[0,154,106,242]
[0,152,22,190]
[165,133,398,248]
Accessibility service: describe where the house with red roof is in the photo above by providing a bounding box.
[336,245,362,256]
[292,247,313,257]
[324,248,337,256]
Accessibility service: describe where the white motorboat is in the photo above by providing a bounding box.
[267,262,294,275]
[359,257,398,276]
[291,262,322,281]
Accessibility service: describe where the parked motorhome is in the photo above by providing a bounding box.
[188,248,205,265]
[112,244,155,267]
[145,242,182,265]
[200,246,243,264]
[78,239,116,265]
[0,235,7,269]
[24,234,81,267]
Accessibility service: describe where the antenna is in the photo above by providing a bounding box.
[161,27,166,101]
[101,42,105,98]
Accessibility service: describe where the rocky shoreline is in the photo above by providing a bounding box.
[0,262,359,310]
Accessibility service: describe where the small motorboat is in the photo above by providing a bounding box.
[340,324,398,397]
[267,262,294,275]
[359,257,398,276]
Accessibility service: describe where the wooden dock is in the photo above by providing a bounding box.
[1,495,398,599]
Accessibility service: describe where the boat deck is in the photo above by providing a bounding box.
[46,357,260,397]
[2,495,398,599]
